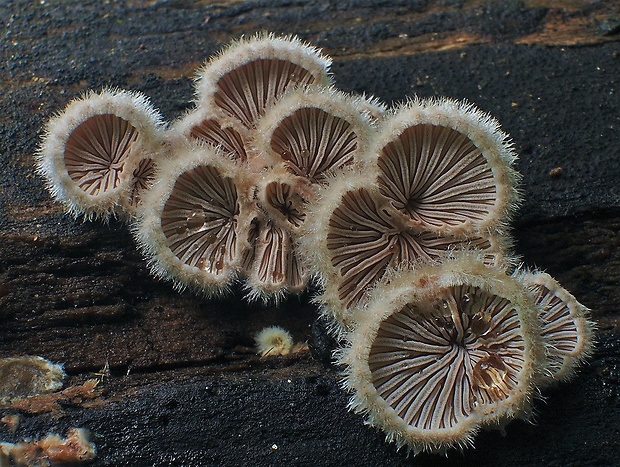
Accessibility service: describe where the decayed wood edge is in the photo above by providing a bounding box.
[0,340,617,467]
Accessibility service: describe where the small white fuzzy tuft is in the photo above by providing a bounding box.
[255,326,294,357]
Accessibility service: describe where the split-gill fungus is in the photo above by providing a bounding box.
[37,89,165,219]
[157,35,374,301]
[339,256,544,454]
[301,98,520,330]
[34,32,596,457]
[167,86,377,299]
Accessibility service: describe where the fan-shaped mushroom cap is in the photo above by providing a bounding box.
[301,170,510,330]
[195,33,332,130]
[37,89,165,219]
[365,97,521,236]
[133,142,255,295]
[339,254,543,454]
[515,270,594,386]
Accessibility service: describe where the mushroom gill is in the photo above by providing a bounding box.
[367,98,521,235]
[516,271,594,385]
[64,113,139,197]
[377,123,497,229]
[245,218,308,300]
[188,118,249,163]
[214,58,316,128]
[37,89,164,218]
[270,106,358,181]
[196,33,332,130]
[340,257,541,454]
[255,87,375,184]
[160,164,239,275]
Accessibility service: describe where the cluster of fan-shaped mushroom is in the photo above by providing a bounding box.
[36,33,594,455]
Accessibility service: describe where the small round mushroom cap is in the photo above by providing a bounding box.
[254,86,375,182]
[133,143,253,295]
[515,270,595,386]
[195,33,332,130]
[255,166,308,234]
[37,89,165,219]
[339,255,542,454]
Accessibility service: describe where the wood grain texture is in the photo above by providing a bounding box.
[0,1,618,465]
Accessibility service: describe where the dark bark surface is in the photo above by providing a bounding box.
[0,1,619,466]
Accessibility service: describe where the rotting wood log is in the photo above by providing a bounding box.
[0,1,618,465]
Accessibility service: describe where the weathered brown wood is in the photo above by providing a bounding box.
[0,0,619,465]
